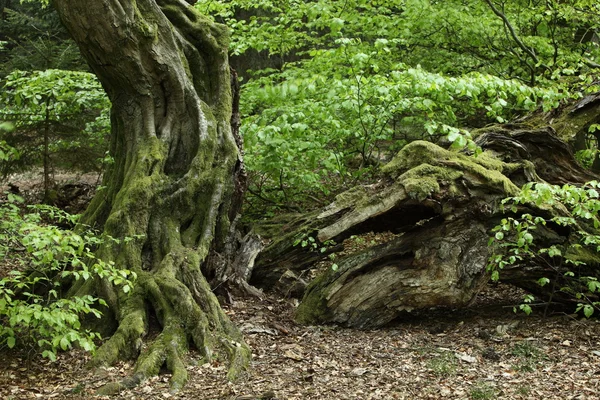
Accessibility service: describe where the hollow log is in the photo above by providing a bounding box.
[252,123,600,328]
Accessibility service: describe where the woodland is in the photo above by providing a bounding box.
[1,0,600,399]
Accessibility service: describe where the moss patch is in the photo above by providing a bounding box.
[399,164,461,200]
[382,141,519,199]
[295,272,334,325]
[551,104,600,145]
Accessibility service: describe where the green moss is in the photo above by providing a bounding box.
[451,157,519,195]
[400,164,458,200]
[382,141,452,178]
[333,186,369,208]
[476,151,520,173]
[160,4,230,51]
[295,273,333,324]
[132,2,159,41]
[226,344,251,381]
[382,141,519,200]
[565,245,600,266]
[90,283,147,368]
[551,104,600,145]
[384,141,520,179]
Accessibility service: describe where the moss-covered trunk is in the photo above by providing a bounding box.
[53,0,249,393]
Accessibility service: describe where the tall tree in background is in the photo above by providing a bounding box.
[0,1,106,197]
[0,0,83,76]
[0,70,110,199]
[52,0,250,392]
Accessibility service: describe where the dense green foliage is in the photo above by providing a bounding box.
[0,122,18,162]
[3,0,599,209]
[0,69,110,196]
[0,2,106,198]
[0,0,600,360]
[0,197,135,360]
[197,0,598,210]
[0,0,84,76]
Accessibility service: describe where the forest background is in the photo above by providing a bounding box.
[1,0,600,398]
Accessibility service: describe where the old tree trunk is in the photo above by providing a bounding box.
[53,0,249,393]
[252,100,600,329]
[47,0,600,389]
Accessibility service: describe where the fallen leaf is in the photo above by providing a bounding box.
[349,367,368,376]
[240,323,278,336]
[455,352,477,363]
[283,350,303,361]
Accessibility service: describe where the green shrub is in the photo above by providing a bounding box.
[0,195,135,360]
[488,181,600,317]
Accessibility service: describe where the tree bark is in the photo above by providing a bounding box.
[53,0,249,393]
[252,124,600,328]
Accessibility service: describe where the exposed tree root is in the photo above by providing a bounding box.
[91,265,249,395]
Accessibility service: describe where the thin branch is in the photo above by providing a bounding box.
[583,58,600,69]
[483,0,543,67]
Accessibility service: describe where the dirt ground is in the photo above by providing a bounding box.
[1,283,599,400]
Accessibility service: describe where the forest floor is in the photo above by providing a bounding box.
[2,175,600,399]
[1,283,599,400]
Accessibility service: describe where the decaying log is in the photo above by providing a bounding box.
[252,123,600,328]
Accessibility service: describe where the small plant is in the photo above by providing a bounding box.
[513,293,535,316]
[470,381,496,400]
[293,234,339,271]
[488,181,600,317]
[427,351,458,376]
[511,341,542,359]
[0,195,136,360]
[510,341,543,372]
[517,385,530,396]
[293,234,336,254]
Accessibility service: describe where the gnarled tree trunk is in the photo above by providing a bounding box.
[53,0,249,393]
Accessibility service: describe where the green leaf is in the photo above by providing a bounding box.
[42,350,57,361]
[59,336,70,351]
[519,304,532,316]
[491,270,500,281]
[7,336,16,348]
[537,277,550,287]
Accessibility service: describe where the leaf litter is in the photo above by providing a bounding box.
[1,283,600,399]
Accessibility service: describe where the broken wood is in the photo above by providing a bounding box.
[252,122,600,328]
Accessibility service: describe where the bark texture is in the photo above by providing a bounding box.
[53,0,249,393]
[253,123,600,328]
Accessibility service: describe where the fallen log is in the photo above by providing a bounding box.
[251,123,600,328]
